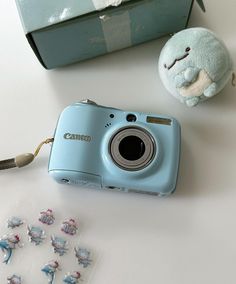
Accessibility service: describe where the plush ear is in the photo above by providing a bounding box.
[158,27,233,107]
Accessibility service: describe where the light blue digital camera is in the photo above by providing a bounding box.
[48,100,181,196]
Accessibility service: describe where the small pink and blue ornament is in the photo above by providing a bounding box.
[74,247,92,268]
[27,225,45,245]
[61,219,78,236]
[51,235,68,256]
[63,271,81,284]
[0,234,21,264]
[7,217,24,229]
[39,209,55,225]
[7,275,21,284]
[41,260,60,284]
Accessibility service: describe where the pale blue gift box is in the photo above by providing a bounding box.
[16,0,205,69]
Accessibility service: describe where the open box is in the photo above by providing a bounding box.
[16,0,205,69]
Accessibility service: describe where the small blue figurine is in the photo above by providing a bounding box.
[39,209,55,225]
[74,247,92,268]
[159,27,233,107]
[7,217,24,229]
[0,234,21,264]
[63,271,81,284]
[51,236,68,256]
[7,274,21,284]
[41,260,59,284]
[27,225,45,245]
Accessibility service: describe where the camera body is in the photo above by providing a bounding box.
[48,100,181,196]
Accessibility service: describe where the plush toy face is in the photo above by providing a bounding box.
[158,28,233,107]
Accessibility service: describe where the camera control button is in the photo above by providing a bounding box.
[80,99,97,105]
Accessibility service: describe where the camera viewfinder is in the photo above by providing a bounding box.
[126,114,137,122]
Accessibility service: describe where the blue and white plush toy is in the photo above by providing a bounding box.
[158,28,233,107]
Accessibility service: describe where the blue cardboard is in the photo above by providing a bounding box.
[16,0,204,69]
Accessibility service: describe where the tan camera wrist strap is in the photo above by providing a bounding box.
[0,138,54,170]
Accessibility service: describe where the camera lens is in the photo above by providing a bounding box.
[109,127,156,171]
[119,136,145,161]
[126,114,137,122]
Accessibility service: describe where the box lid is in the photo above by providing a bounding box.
[16,0,205,34]
[16,0,131,33]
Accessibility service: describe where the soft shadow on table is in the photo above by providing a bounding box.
[174,139,197,198]
[200,82,236,112]
[176,114,236,199]
[45,38,167,107]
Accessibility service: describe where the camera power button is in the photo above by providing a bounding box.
[80,99,97,105]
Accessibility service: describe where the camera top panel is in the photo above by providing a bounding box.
[73,100,177,127]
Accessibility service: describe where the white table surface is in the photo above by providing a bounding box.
[0,1,236,283]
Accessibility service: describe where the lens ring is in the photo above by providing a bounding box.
[109,127,156,171]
